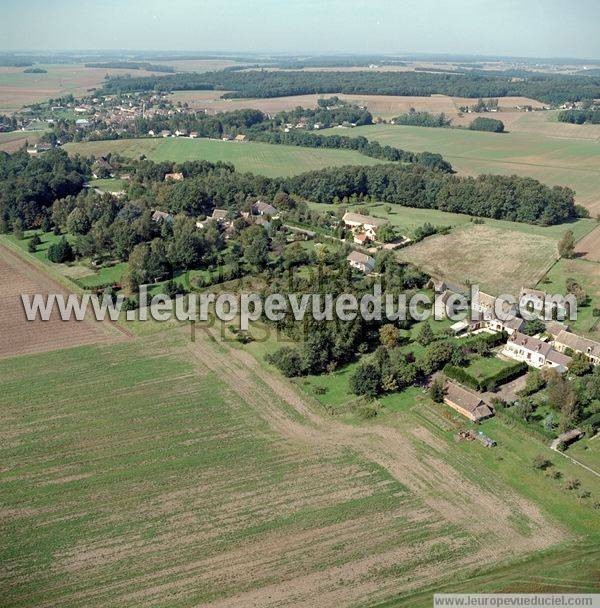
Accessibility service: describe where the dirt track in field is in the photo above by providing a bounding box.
[182,325,566,607]
[575,226,600,262]
[0,243,127,359]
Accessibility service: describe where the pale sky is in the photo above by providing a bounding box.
[1,0,599,60]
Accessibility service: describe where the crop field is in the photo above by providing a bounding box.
[321,123,600,214]
[65,137,383,177]
[0,64,165,112]
[0,242,122,360]
[396,224,558,295]
[1,317,598,608]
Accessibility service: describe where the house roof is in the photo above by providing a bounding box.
[342,212,387,228]
[347,251,375,267]
[508,331,553,357]
[354,232,369,243]
[444,381,494,420]
[546,350,572,367]
[502,317,525,331]
[555,330,600,358]
[546,321,570,339]
[152,210,173,222]
[252,201,278,216]
[519,286,546,301]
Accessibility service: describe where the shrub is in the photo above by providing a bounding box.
[565,478,581,490]
[28,234,41,253]
[532,454,552,470]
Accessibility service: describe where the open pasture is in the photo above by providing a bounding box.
[65,137,383,177]
[396,224,558,295]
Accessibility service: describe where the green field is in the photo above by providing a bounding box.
[311,200,596,242]
[320,124,600,214]
[539,257,600,339]
[65,137,383,178]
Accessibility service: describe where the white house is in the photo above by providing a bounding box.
[347,251,375,274]
[342,212,387,241]
[503,331,571,373]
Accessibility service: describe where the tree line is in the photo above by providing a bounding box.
[558,109,600,124]
[100,69,600,105]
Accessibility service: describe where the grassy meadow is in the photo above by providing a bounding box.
[321,123,600,214]
[65,137,383,178]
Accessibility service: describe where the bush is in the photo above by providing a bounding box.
[28,234,41,253]
[532,454,552,470]
[266,346,306,377]
[469,117,505,132]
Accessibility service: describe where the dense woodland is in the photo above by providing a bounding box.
[392,111,452,127]
[100,69,600,104]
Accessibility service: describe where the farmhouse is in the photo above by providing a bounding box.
[342,212,387,240]
[252,201,278,217]
[554,330,600,365]
[444,381,494,422]
[151,210,173,224]
[434,289,467,319]
[503,331,571,373]
[164,172,184,182]
[234,134,247,142]
[353,232,369,246]
[347,251,375,274]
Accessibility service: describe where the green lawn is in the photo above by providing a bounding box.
[65,137,384,178]
[539,257,600,339]
[463,355,516,381]
[90,177,127,192]
[320,123,600,214]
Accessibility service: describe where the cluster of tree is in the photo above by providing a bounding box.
[392,110,452,128]
[468,117,505,132]
[85,61,175,73]
[0,149,89,229]
[271,100,373,128]
[557,109,600,124]
[23,67,47,74]
[247,130,453,172]
[100,69,600,105]
[285,164,580,225]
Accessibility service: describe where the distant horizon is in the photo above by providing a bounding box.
[1,49,599,63]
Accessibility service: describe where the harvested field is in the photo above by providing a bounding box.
[575,225,600,262]
[3,319,597,608]
[0,64,164,112]
[396,224,558,295]
[168,90,545,120]
[0,242,124,359]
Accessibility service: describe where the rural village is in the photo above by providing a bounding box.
[0,25,599,608]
